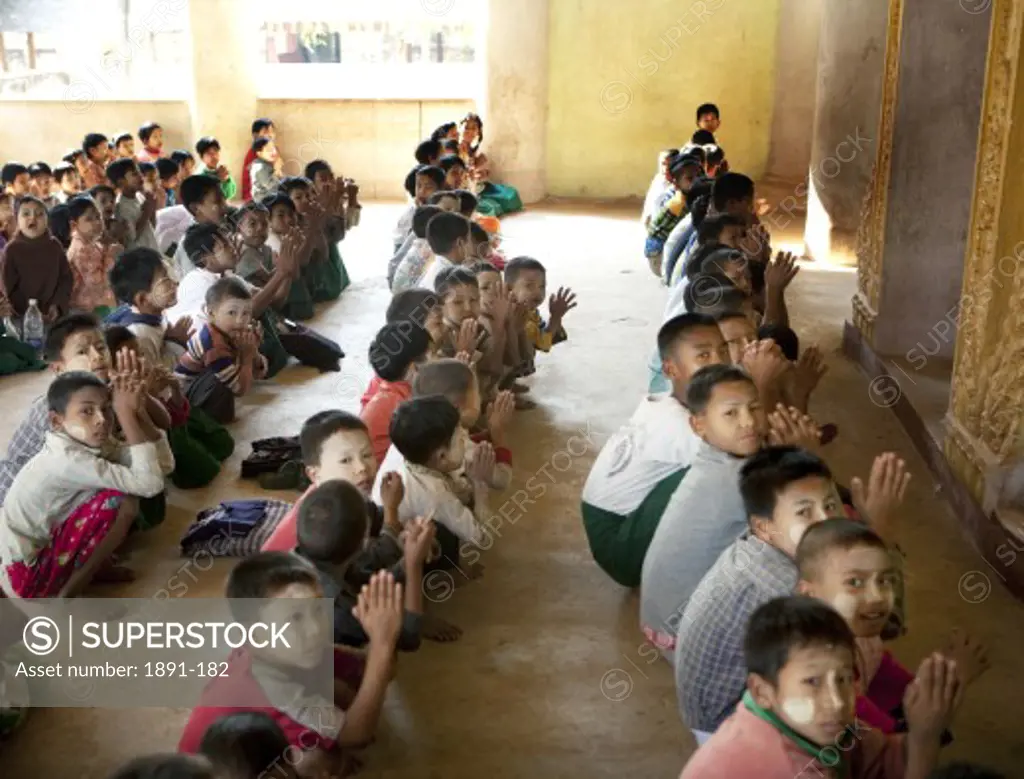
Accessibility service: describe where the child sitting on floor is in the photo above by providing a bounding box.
[139,161,163,209]
[233,201,274,283]
[415,138,443,166]
[361,321,431,464]
[296,479,434,651]
[645,152,703,277]
[472,260,515,394]
[395,164,445,252]
[504,256,576,380]
[278,176,347,302]
[54,162,83,204]
[156,157,180,207]
[419,211,474,292]
[0,368,173,597]
[439,154,470,191]
[178,552,404,772]
[390,204,442,292]
[1,196,73,323]
[382,288,447,366]
[582,313,727,588]
[640,364,769,658]
[164,175,229,278]
[66,195,120,316]
[174,277,267,424]
[170,149,196,187]
[434,266,488,363]
[108,158,160,253]
[372,396,494,576]
[195,136,238,201]
[797,518,988,739]
[255,194,314,322]
[642,148,679,228]
[678,595,960,778]
[411,358,515,489]
[249,138,281,203]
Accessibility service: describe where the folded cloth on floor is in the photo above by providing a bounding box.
[180,499,292,557]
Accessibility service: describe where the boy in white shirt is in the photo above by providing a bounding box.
[394,164,445,252]
[419,211,474,292]
[0,369,173,598]
[581,313,728,587]
[165,175,229,280]
[372,396,494,578]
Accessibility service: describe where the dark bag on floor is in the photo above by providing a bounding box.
[185,371,235,425]
[278,321,344,373]
[240,436,302,479]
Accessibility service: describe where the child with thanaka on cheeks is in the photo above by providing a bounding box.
[797,518,989,740]
[177,552,406,775]
[678,595,962,778]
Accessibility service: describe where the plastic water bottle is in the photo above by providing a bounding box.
[23,299,45,355]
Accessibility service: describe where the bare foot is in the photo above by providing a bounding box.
[943,629,990,686]
[92,563,136,585]
[422,612,463,642]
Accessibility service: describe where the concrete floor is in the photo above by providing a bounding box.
[1,203,1023,777]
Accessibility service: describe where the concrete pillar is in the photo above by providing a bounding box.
[765,0,822,184]
[187,0,259,183]
[477,0,549,204]
[804,0,888,265]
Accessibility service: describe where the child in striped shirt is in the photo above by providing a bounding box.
[175,277,267,424]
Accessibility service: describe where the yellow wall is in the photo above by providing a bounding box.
[0,100,472,200]
[546,0,781,198]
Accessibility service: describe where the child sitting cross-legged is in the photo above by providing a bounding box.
[361,322,431,464]
[1,196,73,323]
[582,313,727,589]
[0,367,173,597]
[107,158,160,254]
[66,195,120,316]
[178,552,405,774]
[295,479,435,651]
[372,396,494,579]
[260,409,462,642]
[278,176,347,303]
[174,276,267,424]
[678,595,962,778]
[163,175,229,279]
[390,204,442,292]
[797,518,989,741]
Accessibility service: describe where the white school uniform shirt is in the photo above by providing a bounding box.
[581,393,700,516]
[0,430,173,574]
[123,309,184,371]
[371,444,487,546]
[392,202,416,249]
[417,255,454,293]
[164,268,256,330]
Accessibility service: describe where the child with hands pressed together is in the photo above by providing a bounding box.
[0,361,174,598]
[66,195,120,316]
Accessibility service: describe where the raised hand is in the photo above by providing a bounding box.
[490,279,512,322]
[469,441,496,484]
[850,452,911,535]
[403,515,437,569]
[765,250,800,293]
[352,571,404,646]
[548,287,578,322]
[741,339,789,390]
[767,404,821,450]
[903,653,962,745]
[789,345,828,407]
[379,472,405,513]
[488,390,515,445]
[166,316,193,344]
[456,319,478,355]
[215,164,230,182]
[276,229,303,277]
